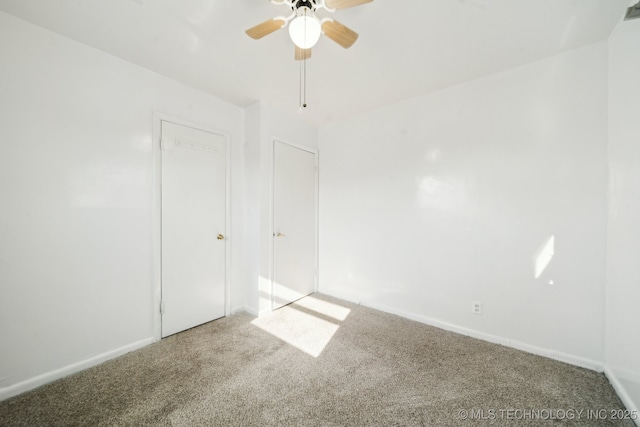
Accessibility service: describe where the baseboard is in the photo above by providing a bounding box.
[231,305,258,316]
[320,290,603,372]
[604,366,640,427]
[0,337,154,402]
[606,367,640,384]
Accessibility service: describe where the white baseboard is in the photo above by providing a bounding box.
[0,337,154,402]
[231,305,258,316]
[607,367,640,384]
[320,290,603,372]
[604,366,640,427]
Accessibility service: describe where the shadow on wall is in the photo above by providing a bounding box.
[251,294,351,358]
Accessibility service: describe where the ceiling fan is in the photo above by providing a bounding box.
[245,0,373,60]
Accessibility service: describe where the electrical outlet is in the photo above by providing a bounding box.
[472,301,482,315]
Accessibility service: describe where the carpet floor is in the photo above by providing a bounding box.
[0,294,633,426]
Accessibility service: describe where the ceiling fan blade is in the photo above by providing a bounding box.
[325,0,373,10]
[295,46,312,60]
[245,18,286,40]
[321,19,359,49]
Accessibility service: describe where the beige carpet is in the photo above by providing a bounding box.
[0,294,633,426]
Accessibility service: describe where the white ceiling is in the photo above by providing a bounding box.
[0,0,630,125]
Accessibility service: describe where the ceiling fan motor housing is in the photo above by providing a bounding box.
[292,0,317,11]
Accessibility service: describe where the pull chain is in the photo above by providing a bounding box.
[303,53,307,108]
[299,56,303,110]
[299,54,308,110]
[298,8,308,111]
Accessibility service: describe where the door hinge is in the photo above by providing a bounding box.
[160,300,165,315]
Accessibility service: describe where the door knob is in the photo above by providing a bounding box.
[275,232,285,237]
[217,234,224,240]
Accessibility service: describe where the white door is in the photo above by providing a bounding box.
[273,141,317,310]
[161,121,226,337]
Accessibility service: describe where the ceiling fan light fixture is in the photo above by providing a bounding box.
[289,15,321,49]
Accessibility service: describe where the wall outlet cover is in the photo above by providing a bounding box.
[472,301,483,315]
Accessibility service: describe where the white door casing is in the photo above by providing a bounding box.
[160,120,227,337]
[272,140,317,310]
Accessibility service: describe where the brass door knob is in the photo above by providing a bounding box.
[217,234,224,240]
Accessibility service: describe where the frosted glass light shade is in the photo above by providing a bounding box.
[289,16,321,49]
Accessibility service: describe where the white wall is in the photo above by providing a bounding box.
[0,12,245,399]
[606,18,640,415]
[0,4,633,409]
[242,103,262,316]
[243,103,318,315]
[319,42,609,367]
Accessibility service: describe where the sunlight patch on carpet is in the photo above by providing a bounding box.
[293,296,351,321]
[251,296,351,357]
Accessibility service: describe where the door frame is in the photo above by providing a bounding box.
[270,139,319,311]
[152,112,231,341]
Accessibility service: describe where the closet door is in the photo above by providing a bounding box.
[161,121,226,337]
[273,141,317,310]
